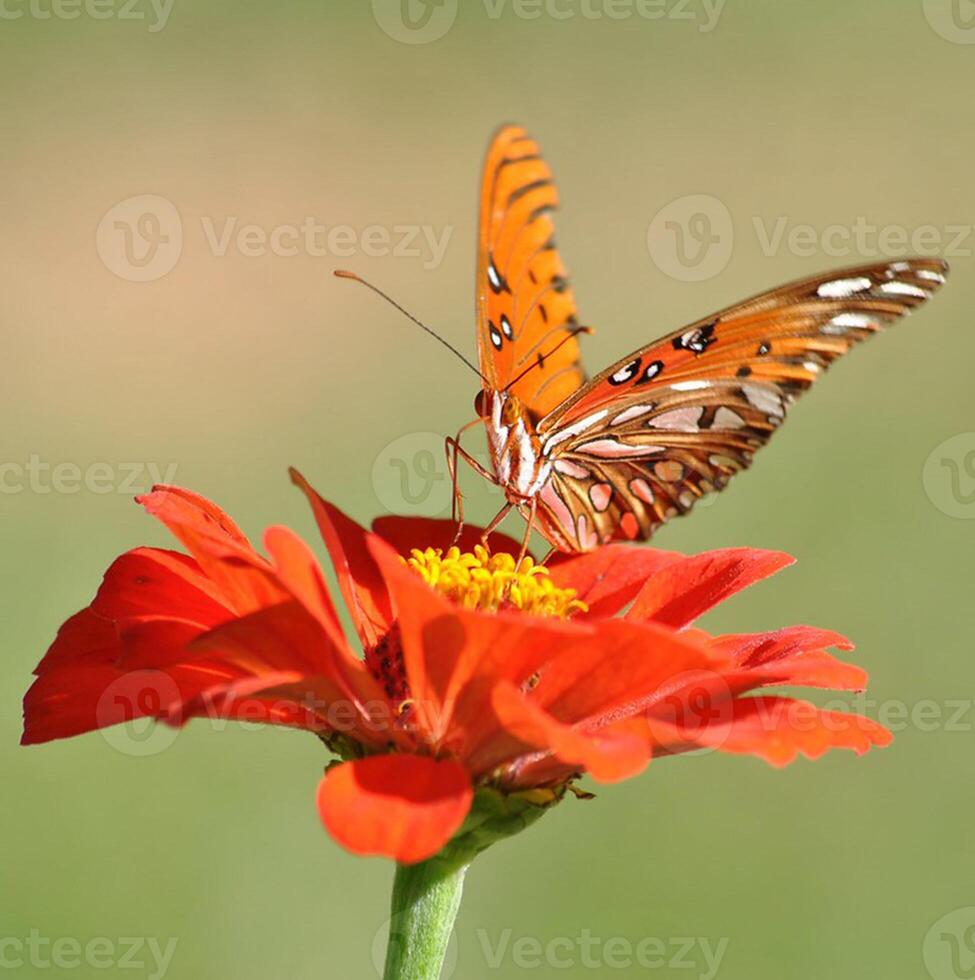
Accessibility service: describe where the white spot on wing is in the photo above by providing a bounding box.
[554,459,589,479]
[713,407,746,429]
[817,276,872,298]
[629,478,654,504]
[576,439,664,458]
[671,380,710,392]
[576,513,598,550]
[917,269,945,283]
[589,483,612,512]
[611,404,654,426]
[540,482,574,542]
[879,281,927,298]
[742,383,783,417]
[822,312,873,334]
[648,406,704,431]
[541,410,608,455]
[611,360,640,384]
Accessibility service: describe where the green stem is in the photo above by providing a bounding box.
[382,853,471,980]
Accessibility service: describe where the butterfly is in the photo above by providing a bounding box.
[442,123,949,555]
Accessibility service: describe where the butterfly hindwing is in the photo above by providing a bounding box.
[531,258,948,549]
[476,125,587,417]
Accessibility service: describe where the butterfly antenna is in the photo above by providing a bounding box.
[503,325,593,392]
[334,270,488,384]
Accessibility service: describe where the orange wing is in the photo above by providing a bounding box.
[531,258,949,550]
[476,125,587,417]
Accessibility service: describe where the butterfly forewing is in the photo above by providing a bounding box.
[476,125,587,417]
[532,258,948,549]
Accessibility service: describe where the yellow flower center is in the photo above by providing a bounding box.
[404,545,587,619]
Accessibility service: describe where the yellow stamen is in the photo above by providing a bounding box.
[403,545,587,619]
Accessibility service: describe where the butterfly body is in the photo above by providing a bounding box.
[457,125,949,554]
[483,391,548,497]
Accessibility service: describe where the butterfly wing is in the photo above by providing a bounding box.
[531,258,949,550]
[476,125,588,417]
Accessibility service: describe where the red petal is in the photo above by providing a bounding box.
[168,670,311,728]
[263,525,345,641]
[117,617,208,669]
[525,618,716,726]
[290,468,392,649]
[317,755,472,863]
[712,627,867,694]
[627,548,794,629]
[492,683,651,782]
[32,607,122,676]
[22,658,238,745]
[548,544,683,619]
[189,600,393,747]
[138,486,286,615]
[365,535,474,738]
[467,619,714,777]
[712,626,854,666]
[372,515,524,559]
[652,695,893,765]
[92,548,229,627]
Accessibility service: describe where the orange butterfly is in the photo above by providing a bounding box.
[431,124,948,556]
[339,125,948,556]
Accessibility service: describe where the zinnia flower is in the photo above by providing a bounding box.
[23,469,891,866]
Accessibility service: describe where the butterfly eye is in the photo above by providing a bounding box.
[473,390,489,417]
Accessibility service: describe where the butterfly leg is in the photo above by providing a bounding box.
[479,502,513,550]
[445,422,495,545]
[516,496,538,567]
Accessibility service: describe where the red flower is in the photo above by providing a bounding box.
[22,471,891,863]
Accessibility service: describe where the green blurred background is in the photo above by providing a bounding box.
[3,1,974,977]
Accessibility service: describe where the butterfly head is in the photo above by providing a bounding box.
[474,388,531,425]
[473,389,490,419]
